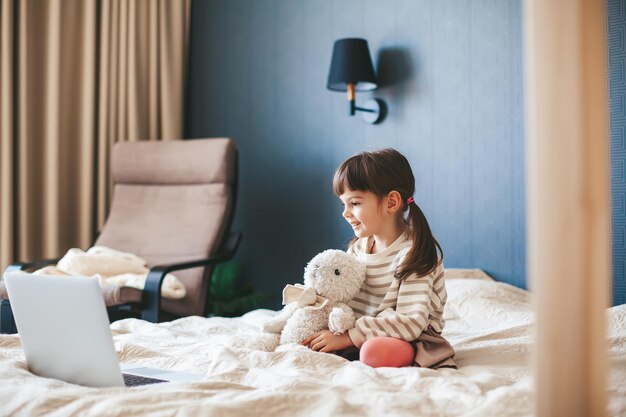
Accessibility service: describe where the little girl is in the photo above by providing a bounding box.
[302,148,456,369]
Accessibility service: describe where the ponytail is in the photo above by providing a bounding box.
[394,201,443,281]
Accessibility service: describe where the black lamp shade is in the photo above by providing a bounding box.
[327,38,377,92]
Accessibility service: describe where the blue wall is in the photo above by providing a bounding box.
[609,0,626,306]
[186,0,525,308]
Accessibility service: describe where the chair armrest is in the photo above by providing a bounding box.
[141,232,242,323]
[4,258,61,274]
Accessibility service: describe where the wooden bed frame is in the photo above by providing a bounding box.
[525,0,609,416]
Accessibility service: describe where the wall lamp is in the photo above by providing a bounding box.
[327,38,386,124]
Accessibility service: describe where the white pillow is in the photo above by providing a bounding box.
[444,268,494,281]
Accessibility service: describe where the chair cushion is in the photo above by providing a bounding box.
[95,183,230,316]
[101,284,143,306]
[96,184,230,263]
[0,280,142,306]
[112,138,235,185]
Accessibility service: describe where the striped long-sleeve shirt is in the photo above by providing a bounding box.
[346,232,447,348]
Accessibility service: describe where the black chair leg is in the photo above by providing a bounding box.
[0,300,17,334]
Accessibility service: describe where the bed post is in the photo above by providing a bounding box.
[524,0,610,416]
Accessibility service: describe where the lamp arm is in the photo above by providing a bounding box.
[354,106,377,113]
[346,84,377,114]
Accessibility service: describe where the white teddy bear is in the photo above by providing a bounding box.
[263,249,366,346]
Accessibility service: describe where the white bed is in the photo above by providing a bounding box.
[0,270,625,416]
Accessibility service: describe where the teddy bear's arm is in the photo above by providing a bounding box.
[328,303,357,335]
[262,303,299,333]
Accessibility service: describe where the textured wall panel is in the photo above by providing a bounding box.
[609,0,626,305]
[187,0,526,307]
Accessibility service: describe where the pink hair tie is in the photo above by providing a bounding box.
[407,197,415,205]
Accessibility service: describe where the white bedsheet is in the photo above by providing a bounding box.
[0,272,625,417]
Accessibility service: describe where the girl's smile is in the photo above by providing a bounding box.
[339,190,382,238]
[339,188,406,254]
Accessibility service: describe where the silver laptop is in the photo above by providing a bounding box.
[3,271,205,387]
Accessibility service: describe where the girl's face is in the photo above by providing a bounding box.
[339,189,385,238]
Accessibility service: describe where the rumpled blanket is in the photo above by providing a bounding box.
[33,246,186,299]
[0,271,625,416]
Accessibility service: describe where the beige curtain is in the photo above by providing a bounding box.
[0,0,191,270]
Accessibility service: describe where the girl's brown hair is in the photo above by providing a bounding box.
[332,148,443,280]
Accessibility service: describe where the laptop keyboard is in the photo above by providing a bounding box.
[123,373,167,387]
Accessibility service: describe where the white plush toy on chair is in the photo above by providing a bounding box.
[263,249,366,346]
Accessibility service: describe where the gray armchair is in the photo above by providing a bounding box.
[1,138,241,333]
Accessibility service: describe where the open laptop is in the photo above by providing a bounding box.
[3,271,205,387]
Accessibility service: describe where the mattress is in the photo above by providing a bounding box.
[0,270,624,417]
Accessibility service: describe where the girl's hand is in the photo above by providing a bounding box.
[301,330,355,352]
